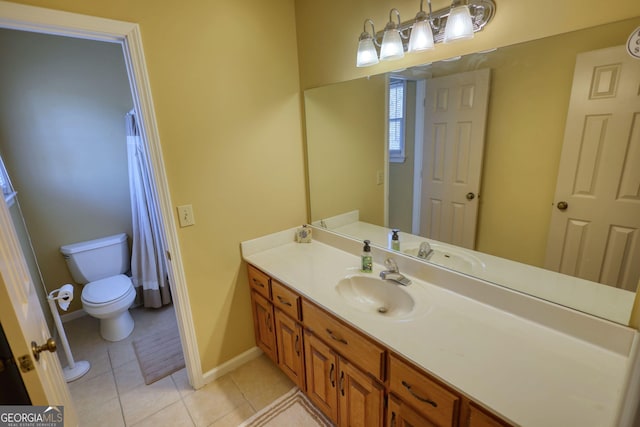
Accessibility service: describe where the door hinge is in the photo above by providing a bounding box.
[18,354,34,373]
[166,250,172,261]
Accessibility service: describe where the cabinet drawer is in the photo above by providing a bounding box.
[272,280,301,320]
[389,355,459,427]
[248,264,270,298]
[302,300,385,381]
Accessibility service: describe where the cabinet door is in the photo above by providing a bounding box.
[250,291,277,363]
[275,309,305,389]
[388,394,438,427]
[304,331,339,424]
[467,403,513,427]
[338,358,384,427]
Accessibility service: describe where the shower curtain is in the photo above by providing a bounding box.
[126,111,171,308]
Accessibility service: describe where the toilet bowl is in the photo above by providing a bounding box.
[81,274,136,341]
[60,233,136,342]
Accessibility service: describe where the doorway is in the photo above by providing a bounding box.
[0,0,199,410]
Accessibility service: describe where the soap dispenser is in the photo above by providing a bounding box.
[391,229,400,251]
[361,240,373,273]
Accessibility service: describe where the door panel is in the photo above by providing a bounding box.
[545,46,640,291]
[420,69,491,248]
[0,196,76,423]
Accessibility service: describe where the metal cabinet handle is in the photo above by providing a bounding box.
[326,329,348,345]
[330,363,336,387]
[339,371,345,396]
[252,278,265,288]
[266,313,272,332]
[557,201,568,210]
[294,334,300,355]
[401,380,438,407]
[277,296,292,307]
[390,412,396,427]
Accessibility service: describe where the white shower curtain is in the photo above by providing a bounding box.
[126,111,171,308]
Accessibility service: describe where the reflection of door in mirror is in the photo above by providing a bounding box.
[546,45,640,292]
[419,69,490,249]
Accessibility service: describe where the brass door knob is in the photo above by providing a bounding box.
[32,338,57,361]
[466,192,475,201]
[557,201,568,211]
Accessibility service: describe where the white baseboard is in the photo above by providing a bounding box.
[201,346,263,387]
[60,309,87,323]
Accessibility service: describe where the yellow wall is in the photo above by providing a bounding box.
[295,0,640,89]
[3,0,307,373]
[305,75,386,225]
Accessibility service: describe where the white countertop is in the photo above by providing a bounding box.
[241,227,638,427]
[325,217,634,325]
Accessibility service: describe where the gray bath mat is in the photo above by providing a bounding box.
[132,325,185,385]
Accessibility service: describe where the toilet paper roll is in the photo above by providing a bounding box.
[57,284,74,312]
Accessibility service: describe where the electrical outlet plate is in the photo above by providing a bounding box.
[177,204,195,227]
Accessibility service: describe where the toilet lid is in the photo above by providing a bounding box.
[82,274,132,304]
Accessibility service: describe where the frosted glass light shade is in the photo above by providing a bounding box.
[356,37,379,67]
[380,29,404,61]
[444,5,474,42]
[408,20,434,52]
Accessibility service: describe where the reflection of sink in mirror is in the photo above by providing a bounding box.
[403,244,485,274]
[336,275,415,318]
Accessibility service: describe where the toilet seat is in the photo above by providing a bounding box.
[82,274,133,305]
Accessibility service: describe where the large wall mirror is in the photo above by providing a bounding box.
[305,16,640,325]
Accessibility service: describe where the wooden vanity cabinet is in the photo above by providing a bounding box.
[246,264,514,427]
[389,354,460,427]
[249,291,277,363]
[388,393,439,427]
[465,402,514,427]
[274,308,305,389]
[303,330,384,427]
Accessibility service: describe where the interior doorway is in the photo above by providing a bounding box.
[0,0,199,402]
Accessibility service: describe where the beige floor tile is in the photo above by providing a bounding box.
[108,339,137,368]
[209,401,255,427]
[183,375,246,427]
[229,354,294,410]
[113,359,145,394]
[130,400,194,427]
[229,354,290,391]
[68,370,118,414]
[120,375,181,425]
[245,378,294,411]
[171,368,195,398]
[76,396,124,427]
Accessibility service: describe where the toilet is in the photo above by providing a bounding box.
[60,233,136,342]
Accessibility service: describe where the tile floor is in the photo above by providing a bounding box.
[61,305,294,426]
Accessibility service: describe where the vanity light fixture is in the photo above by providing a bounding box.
[356,19,380,67]
[380,9,405,61]
[444,0,475,42]
[355,0,496,68]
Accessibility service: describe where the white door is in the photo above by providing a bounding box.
[545,46,640,292]
[419,68,491,249]
[0,195,76,425]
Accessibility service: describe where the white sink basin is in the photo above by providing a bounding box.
[403,244,485,274]
[336,275,415,317]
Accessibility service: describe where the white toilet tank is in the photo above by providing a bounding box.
[60,233,130,284]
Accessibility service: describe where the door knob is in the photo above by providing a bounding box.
[557,201,568,211]
[466,192,475,201]
[32,338,56,361]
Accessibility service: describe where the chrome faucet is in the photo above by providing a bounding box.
[417,241,434,260]
[379,258,411,286]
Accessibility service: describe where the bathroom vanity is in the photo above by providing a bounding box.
[241,226,639,427]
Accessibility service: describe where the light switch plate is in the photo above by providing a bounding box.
[177,204,195,227]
